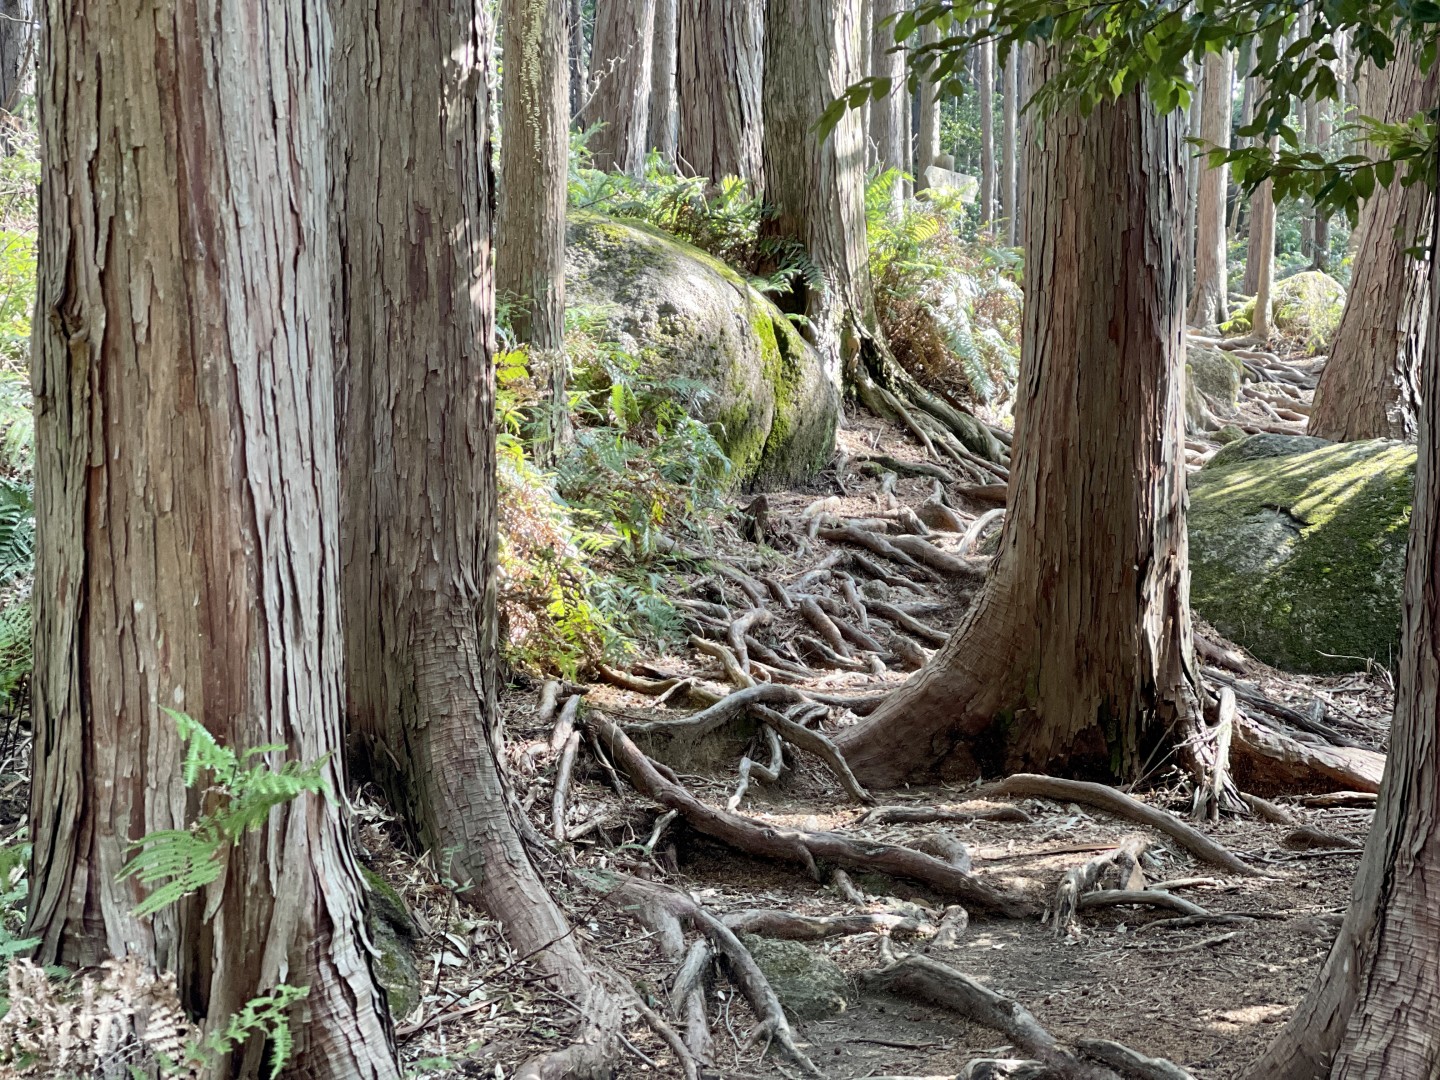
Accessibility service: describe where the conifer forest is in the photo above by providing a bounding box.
[0,0,1437,1076]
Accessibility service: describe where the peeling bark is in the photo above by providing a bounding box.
[26,0,398,1073]
[834,53,1201,787]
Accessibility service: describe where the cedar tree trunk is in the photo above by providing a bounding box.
[675,0,763,185]
[1001,50,1017,246]
[581,0,655,175]
[914,17,940,191]
[978,36,995,229]
[1187,48,1231,330]
[868,0,906,208]
[648,0,677,163]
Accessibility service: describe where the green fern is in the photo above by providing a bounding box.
[119,711,331,918]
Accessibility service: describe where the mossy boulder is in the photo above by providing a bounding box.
[1189,434,1413,674]
[739,934,849,1019]
[361,867,423,1021]
[565,211,839,486]
[1272,271,1345,349]
[1185,344,1243,432]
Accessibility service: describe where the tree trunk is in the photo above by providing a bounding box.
[1249,141,1278,339]
[25,1,398,1074]
[330,2,621,1076]
[648,0,677,163]
[1187,48,1232,329]
[675,0,763,185]
[1312,95,1332,271]
[0,0,31,115]
[859,0,872,167]
[761,0,870,377]
[1247,207,1440,1080]
[978,36,995,229]
[833,53,1201,789]
[915,18,940,192]
[1001,49,1017,245]
[1308,45,1436,442]
[569,0,588,118]
[1183,59,1202,275]
[498,0,571,458]
[581,0,656,175]
[869,0,906,209]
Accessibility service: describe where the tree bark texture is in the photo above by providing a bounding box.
[1248,208,1440,1080]
[834,59,1201,789]
[1308,44,1436,442]
[581,0,655,175]
[761,0,870,385]
[914,17,940,191]
[978,36,995,229]
[1187,49,1231,329]
[26,1,398,1075]
[647,0,676,163]
[1250,153,1277,339]
[330,3,621,1074]
[498,0,569,352]
[568,0,587,118]
[868,0,906,207]
[0,0,31,114]
[676,0,763,185]
[1001,49,1017,246]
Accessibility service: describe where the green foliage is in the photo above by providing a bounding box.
[0,230,35,372]
[866,171,1024,408]
[183,984,310,1080]
[568,134,820,297]
[830,0,1439,225]
[0,833,40,1017]
[494,310,728,677]
[119,711,332,918]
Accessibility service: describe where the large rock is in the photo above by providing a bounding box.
[1189,434,1413,674]
[1185,343,1242,433]
[1223,271,1346,349]
[740,935,849,1019]
[565,212,839,485]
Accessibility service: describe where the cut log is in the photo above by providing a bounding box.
[1230,713,1385,793]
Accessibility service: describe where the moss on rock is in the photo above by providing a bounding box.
[1189,434,1412,674]
[361,867,423,1021]
[739,935,849,1019]
[566,211,838,485]
[1271,271,1345,350]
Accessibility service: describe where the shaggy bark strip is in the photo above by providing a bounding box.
[590,715,1033,915]
[1053,835,1150,936]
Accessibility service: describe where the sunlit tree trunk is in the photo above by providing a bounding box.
[26,0,398,1073]
[330,1,620,1075]
[978,35,995,230]
[0,0,31,115]
[1249,207,1440,1080]
[498,0,571,457]
[1250,143,1278,339]
[834,52,1200,788]
[869,0,906,208]
[569,0,588,118]
[1001,50,1017,245]
[915,18,941,192]
[676,0,763,184]
[1187,48,1231,329]
[648,0,677,163]
[1309,45,1436,442]
[581,0,655,174]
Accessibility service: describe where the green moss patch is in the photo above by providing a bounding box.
[1189,434,1412,673]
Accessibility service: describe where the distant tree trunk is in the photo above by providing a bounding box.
[915,18,941,191]
[330,1,621,1075]
[1309,46,1436,442]
[1015,45,1032,242]
[648,0,677,162]
[0,0,31,115]
[569,0,588,118]
[582,0,656,174]
[834,52,1201,788]
[859,0,872,166]
[978,36,995,229]
[1247,204,1440,1080]
[869,0,906,208]
[26,0,399,1074]
[1312,97,1332,270]
[762,0,869,382]
[1187,48,1232,329]
[1250,157,1277,338]
[676,0,763,184]
[498,0,572,459]
[1183,58,1202,273]
[1001,50,1017,245]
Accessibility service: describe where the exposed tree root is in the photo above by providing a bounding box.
[629,995,700,1080]
[621,683,810,738]
[976,774,1265,877]
[1053,835,1150,937]
[860,954,1129,1079]
[1239,792,1298,825]
[1281,824,1361,851]
[1076,1038,1198,1080]
[672,938,713,1063]
[727,726,784,812]
[1190,688,1245,821]
[590,714,1034,915]
[858,803,1034,825]
[1076,890,1210,917]
[818,524,940,579]
[799,595,854,657]
[598,874,823,1076]
[954,482,1009,506]
[864,598,950,645]
[1229,713,1384,793]
[751,704,873,804]
[722,910,928,939]
[551,729,581,841]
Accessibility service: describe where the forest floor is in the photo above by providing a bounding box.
[0,336,1385,1079]
[378,336,1392,1079]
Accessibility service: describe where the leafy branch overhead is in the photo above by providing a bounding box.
[822,0,1438,220]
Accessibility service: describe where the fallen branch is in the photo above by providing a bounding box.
[1230,713,1384,793]
[591,715,1032,916]
[1203,667,1364,748]
[1076,890,1210,917]
[551,729,582,841]
[859,803,1033,825]
[721,910,926,940]
[976,774,1265,877]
